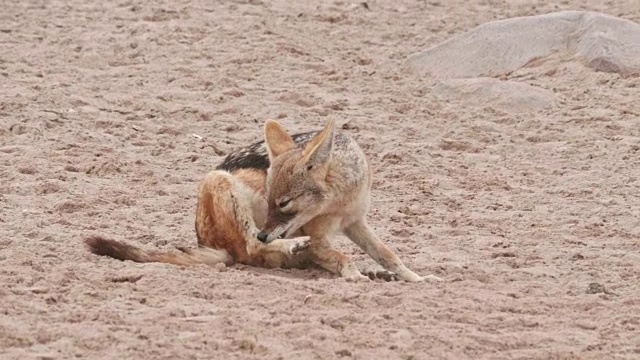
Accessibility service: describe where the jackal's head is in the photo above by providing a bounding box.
[257,119,336,243]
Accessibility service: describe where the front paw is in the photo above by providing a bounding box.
[361,269,399,282]
[396,269,444,283]
[345,273,371,283]
[421,274,444,282]
[405,274,444,283]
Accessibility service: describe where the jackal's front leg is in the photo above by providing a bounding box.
[308,236,368,282]
[345,219,442,283]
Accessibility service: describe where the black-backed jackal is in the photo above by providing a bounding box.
[86,119,440,282]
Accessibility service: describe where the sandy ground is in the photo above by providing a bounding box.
[1,0,640,359]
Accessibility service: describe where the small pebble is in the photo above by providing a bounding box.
[586,282,605,294]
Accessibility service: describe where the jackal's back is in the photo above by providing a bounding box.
[217,130,366,168]
[217,128,369,191]
[216,131,318,172]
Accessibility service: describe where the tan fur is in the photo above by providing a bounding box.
[264,120,296,158]
[85,119,440,282]
[257,119,440,282]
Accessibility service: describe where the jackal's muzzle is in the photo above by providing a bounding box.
[256,228,286,243]
[257,231,270,243]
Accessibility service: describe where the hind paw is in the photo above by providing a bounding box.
[283,237,311,255]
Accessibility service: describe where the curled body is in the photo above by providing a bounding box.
[86,119,440,282]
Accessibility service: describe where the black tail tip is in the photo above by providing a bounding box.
[84,235,105,252]
[84,235,127,259]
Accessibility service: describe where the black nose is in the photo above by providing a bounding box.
[257,231,269,243]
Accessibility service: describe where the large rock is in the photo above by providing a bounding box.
[407,11,640,78]
[433,78,557,113]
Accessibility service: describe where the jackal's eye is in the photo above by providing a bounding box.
[278,199,291,209]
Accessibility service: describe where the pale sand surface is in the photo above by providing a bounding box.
[1,1,639,359]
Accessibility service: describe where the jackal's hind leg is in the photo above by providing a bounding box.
[268,237,311,255]
[245,236,312,269]
[197,170,309,269]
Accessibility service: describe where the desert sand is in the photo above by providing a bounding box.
[1,1,639,359]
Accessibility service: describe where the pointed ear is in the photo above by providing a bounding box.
[302,119,336,167]
[264,119,295,161]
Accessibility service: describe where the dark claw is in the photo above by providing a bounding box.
[375,270,398,282]
[361,269,399,282]
[291,241,310,255]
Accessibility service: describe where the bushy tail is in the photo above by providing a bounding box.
[84,236,234,267]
